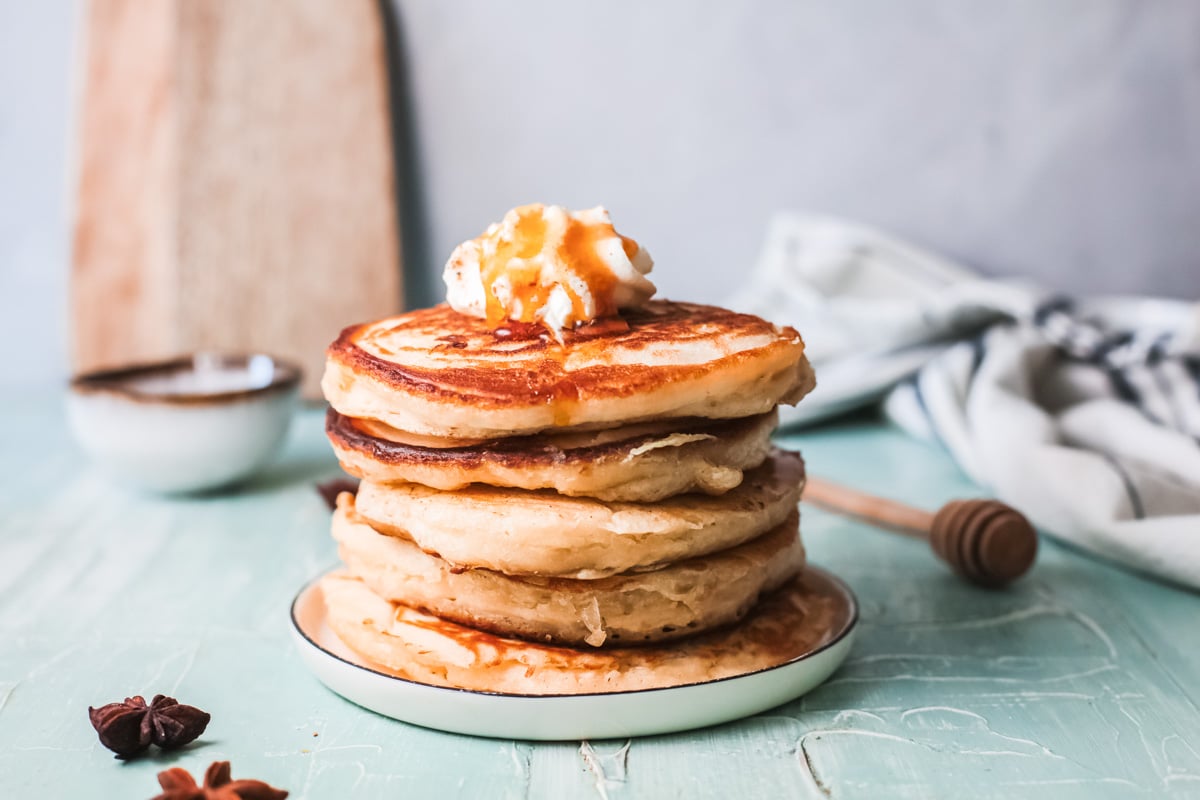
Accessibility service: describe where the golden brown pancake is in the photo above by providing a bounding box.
[334,494,804,647]
[320,569,846,694]
[352,449,805,579]
[327,408,777,502]
[322,300,814,440]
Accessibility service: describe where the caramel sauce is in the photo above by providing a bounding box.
[550,392,574,428]
[618,234,639,260]
[482,207,548,326]
[493,316,629,342]
[558,216,619,320]
[476,205,641,329]
[573,315,631,338]
[542,338,573,427]
[491,320,549,341]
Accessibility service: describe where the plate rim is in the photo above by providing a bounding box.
[290,563,859,699]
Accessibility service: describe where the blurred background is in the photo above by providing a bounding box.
[3,0,1199,389]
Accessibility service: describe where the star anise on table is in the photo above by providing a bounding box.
[152,761,288,800]
[88,694,210,758]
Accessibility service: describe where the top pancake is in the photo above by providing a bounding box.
[323,300,814,440]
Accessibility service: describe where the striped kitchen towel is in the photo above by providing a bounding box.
[735,214,1200,590]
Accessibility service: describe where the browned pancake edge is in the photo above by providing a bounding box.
[326,300,805,410]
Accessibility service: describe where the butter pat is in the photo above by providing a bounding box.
[443,204,656,331]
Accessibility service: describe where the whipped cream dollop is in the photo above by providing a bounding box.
[443,204,656,331]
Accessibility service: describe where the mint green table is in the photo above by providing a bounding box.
[1,397,1198,798]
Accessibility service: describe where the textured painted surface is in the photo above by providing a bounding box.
[1,400,1198,798]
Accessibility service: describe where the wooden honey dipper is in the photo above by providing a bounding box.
[802,476,1038,587]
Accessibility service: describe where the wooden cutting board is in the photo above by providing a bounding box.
[71,0,402,398]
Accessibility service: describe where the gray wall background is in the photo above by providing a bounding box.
[3,0,1199,388]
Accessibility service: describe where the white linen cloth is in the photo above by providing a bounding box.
[733,214,1200,590]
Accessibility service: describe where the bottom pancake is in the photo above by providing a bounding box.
[333,493,804,647]
[320,569,844,695]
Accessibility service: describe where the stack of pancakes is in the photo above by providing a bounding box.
[319,300,822,693]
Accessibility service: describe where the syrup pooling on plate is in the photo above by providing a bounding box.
[443,204,656,333]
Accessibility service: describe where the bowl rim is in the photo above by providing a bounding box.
[69,353,303,406]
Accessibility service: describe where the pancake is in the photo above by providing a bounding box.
[327,408,777,502]
[352,449,805,579]
[322,300,814,440]
[334,494,804,647]
[320,569,844,694]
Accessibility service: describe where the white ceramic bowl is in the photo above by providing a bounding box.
[67,353,302,493]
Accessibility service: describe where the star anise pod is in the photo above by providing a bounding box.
[152,761,288,800]
[88,694,211,758]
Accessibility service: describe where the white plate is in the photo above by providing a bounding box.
[290,566,857,740]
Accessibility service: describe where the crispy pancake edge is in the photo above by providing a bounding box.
[325,300,808,410]
[325,408,777,470]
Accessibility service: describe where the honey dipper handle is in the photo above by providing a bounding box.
[802,476,935,540]
[803,476,1039,587]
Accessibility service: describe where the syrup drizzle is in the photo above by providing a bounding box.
[469,205,645,429]
[490,313,631,429]
[476,205,642,329]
